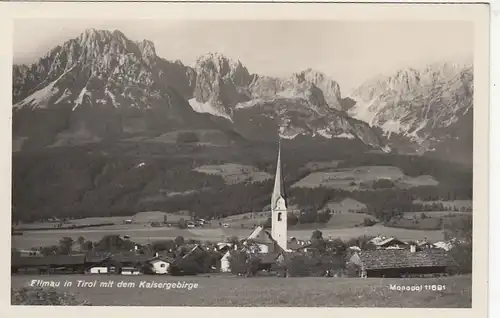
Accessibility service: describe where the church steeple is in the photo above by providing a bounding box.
[271,137,288,251]
[271,138,286,210]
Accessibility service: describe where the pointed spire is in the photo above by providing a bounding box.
[271,136,286,209]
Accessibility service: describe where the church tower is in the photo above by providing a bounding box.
[271,139,288,251]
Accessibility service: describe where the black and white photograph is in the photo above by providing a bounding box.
[4,1,490,313]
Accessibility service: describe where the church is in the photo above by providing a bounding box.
[243,140,289,253]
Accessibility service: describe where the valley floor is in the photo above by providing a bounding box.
[11,224,445,250]
[11,274,471,307]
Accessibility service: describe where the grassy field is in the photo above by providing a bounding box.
[11,223,444,250]
[10,274,471,307]
[291,166,438,190]
[325,213,377,229]
[194,163,272,185]
[13,211,192,230]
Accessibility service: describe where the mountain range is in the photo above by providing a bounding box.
[12,28,473,162]
[11,28,474,222]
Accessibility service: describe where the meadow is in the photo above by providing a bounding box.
[194,163,272,185]
[10,274,471,307]
[291,166,439,190]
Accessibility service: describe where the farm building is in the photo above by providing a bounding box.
[11,254,86,274]
[89,266,109,274]
[16,249,42,257]
[348,247,458,278]
[121,266,142,275]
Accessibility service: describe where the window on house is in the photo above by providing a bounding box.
[160,264,165,268]
[278,212,282,221]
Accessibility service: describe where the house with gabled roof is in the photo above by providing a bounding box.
[370,236,407,249]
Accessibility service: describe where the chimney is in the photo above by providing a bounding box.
[410,245,416,253]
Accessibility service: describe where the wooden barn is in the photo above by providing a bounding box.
[348,247,458,278]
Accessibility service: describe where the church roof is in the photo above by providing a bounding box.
[246,226,274,244]
[271,139,286,210]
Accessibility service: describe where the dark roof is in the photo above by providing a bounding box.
[12,255,86,267]
[357,249,457,270]
[110,252,153,264]
[148,256,175,264]
[85,251,112,263]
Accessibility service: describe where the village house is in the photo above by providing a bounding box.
[370,236,407,249]
[145,256,174,275]
[348,247,458,278]
[89,266,109,274]
[220,250,231,272]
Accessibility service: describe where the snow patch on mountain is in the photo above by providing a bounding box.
[188,98,232,121]
[235,99,264,109]
[54,88,72,104]
[335,132,356,140]
[15,81,60,110]
[73,87,90,111]
[316,129,332,139]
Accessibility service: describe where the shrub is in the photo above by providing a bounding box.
[228,250,248,275]
[11,287,91,306]
[372,178,395,189]
[176,132,199,144]
[363,217,377,226]
[283,254,342,277]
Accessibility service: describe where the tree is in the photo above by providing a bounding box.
[311,229,323,241]
[317,211,332,224]
[178,218,187,229]
[152,239,176,252]
[287,213,299,227]
[262,217,272,229]
[58,237,73,255]
[77,236,86,250]
[226,236,240,247]
[174,236,185,247]
[83,240,93,251]
[363,217,376,227]
[41,245,59,256]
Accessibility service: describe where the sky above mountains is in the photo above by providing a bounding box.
[13,19,473,94]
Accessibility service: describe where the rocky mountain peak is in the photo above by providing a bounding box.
[194,52,251,86]
[137,39,157,60]
[286,68,342,110]
[347,60,473,160]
